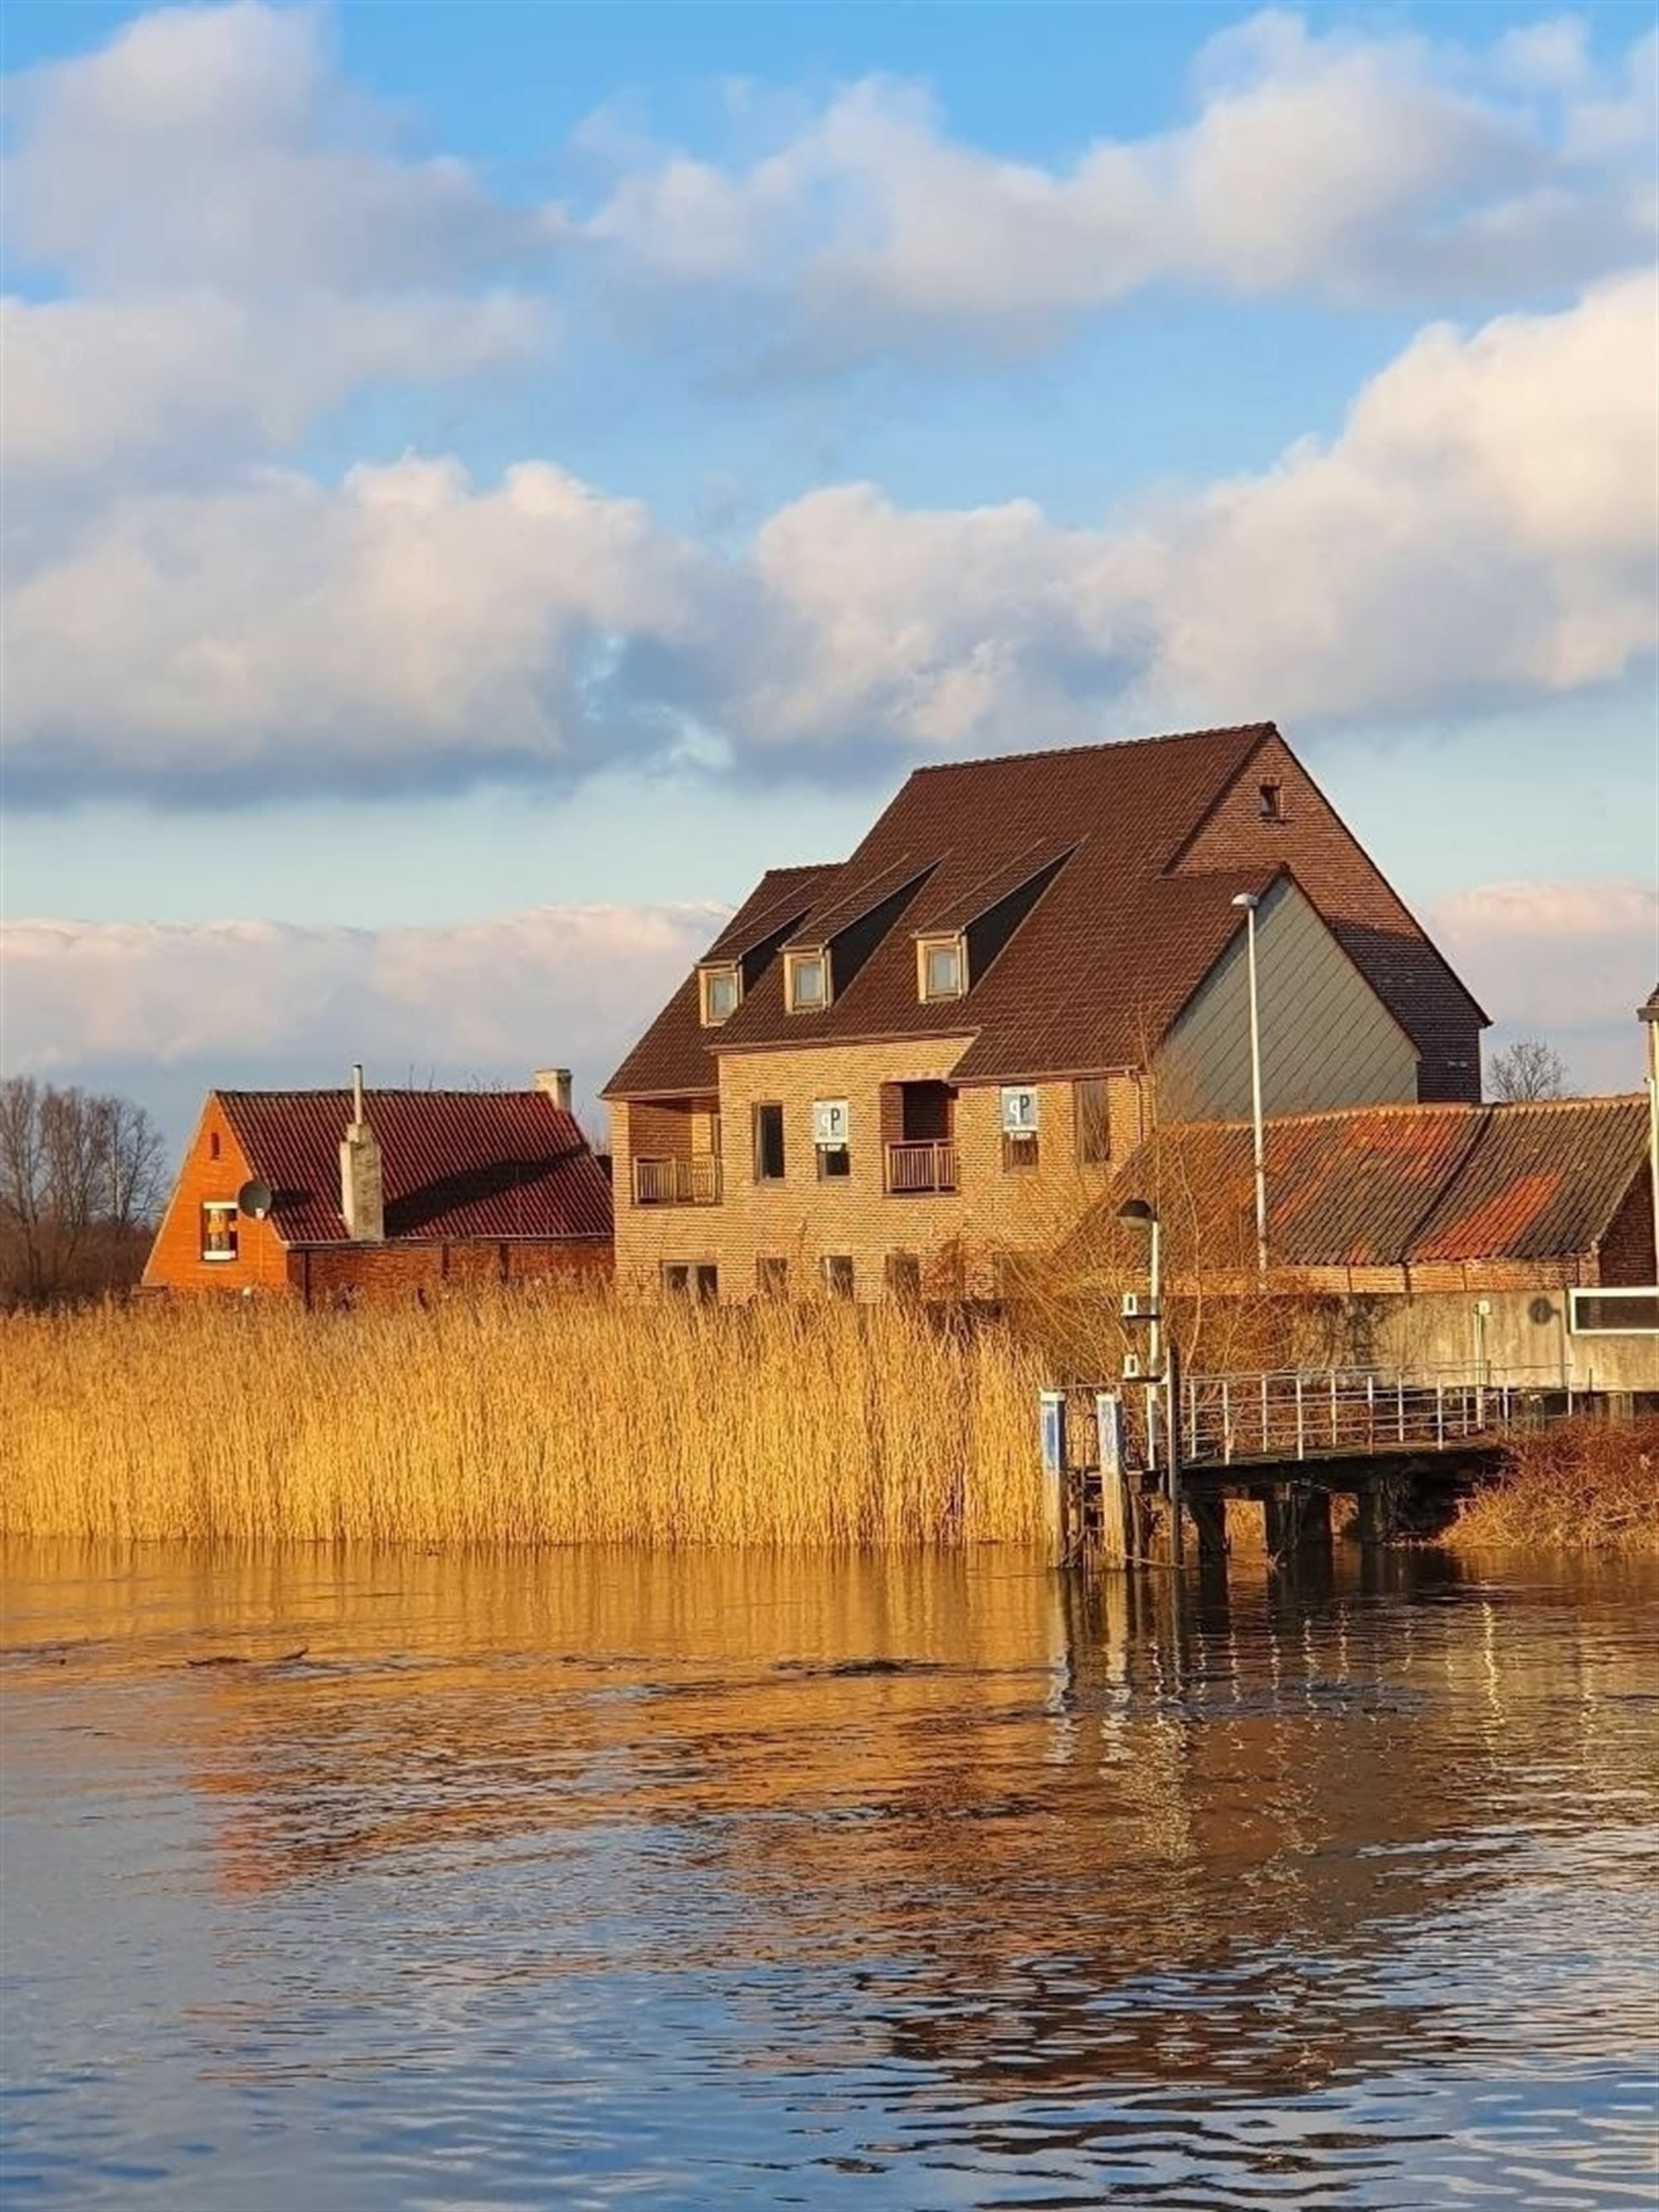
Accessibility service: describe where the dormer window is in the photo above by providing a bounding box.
[917,934,966,1002]
[786,951,829,1012]
[699,963,742,1026]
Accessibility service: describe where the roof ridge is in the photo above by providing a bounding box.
[907,722,1275,775]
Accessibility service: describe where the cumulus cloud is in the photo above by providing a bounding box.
[1,2,559,485]
[586,15,1656,353]
[0,904,723,1123]
[1432,876,1658,1093]
[6,275,1653,801]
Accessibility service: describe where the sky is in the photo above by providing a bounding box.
[2,0,1656,1151]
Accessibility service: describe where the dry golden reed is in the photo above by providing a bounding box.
[0,1291,1050,1549]
[1446,1416,1659,1554]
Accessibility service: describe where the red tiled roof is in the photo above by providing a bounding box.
[1106,1095,1649,1269]
[217,1089,613,1245]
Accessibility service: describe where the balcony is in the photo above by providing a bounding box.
[885,1140,958,1195]
[634,1154,722,1207]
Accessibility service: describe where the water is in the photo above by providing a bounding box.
[2,1544,1656,2210]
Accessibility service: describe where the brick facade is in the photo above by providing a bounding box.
[615,1043,1146,1301]
[143,1095,292,1294]
[286,1238,609,1308]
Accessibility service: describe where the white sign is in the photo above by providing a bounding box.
[812,1099,850,1148]
[1000,1085,1039,1135]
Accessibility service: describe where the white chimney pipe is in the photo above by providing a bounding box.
[340,1063,384,1243]
[535,1068,574,1115]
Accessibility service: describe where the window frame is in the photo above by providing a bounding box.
[917,933,967,1003]
[1074,1077,1110,1167]
[752,1101,786,1183]
[698,962,742,1026]
[815,1144,853,1182]
[757,1255,790,1298]
[823,1255,855,1299]
[1258,779,1286,822]
[1001,1131,1041,1172]
[200,1201,240,1262]
[885,1250,922,1303]
[785,949,830,1013]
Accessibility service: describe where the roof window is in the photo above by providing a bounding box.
[786,950,830,1012]
[698,963,742,1027]
[1258,780,1285,821]
[917,934,966,1003]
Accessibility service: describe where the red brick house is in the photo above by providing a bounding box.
[144,1071,612,1304]
[604,722,1487,1301]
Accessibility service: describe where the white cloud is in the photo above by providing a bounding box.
[0,904,723,1119]
[585,16,1655,350]
[6,275,1653,800]
[1432,876,1658,1092]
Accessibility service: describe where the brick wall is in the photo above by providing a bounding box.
[614,1037,1145,1300]
[142,1096,291,1294]
[1180,733,1483,1103]
[289,1239,610,1308]
[1597,1171,1657,1288]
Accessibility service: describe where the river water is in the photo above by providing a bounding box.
[2,1543,1655,2210]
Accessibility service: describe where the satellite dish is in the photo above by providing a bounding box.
[236,1178,274,1220]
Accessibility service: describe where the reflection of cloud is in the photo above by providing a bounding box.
[1431,876,1657,1090]
[8,279,1653,804]
[0,904,724,1121]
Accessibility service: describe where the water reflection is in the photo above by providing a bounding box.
[3,1543,1656,2209]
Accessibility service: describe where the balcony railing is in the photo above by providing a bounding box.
[885,1140,957,1195]
[634,1154,722,1207]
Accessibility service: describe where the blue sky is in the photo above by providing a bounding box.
[2,0,1655,1143]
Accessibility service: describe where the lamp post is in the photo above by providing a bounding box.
[1117,1196,1180,1552]
[1232,892,1268,1283]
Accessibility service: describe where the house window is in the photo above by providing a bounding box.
[824,1255,854,1299]
[917,935,966,1001]
[816,1145,852,1181]
[786,952,829,1011]
[201,1201,239,1261]
[1002,1133,1040,1172]
[1258,780,1285,821]
[699,963,742,1026]
[208,1131,221,1162]
[664,1261,718,1303]
[752,1102,786,1182]
[757,1255,789,1298]
[886,1251,921,1302]
[1075,1078,1110,1166]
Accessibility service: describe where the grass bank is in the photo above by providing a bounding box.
[0,1292,1048,1548]
[1445,1417,1659,1554]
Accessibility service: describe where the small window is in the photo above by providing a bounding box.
[918,936,966,1001]
[664,1261,718,1303]
[201,1201,239,1261]
[816,1145,852,1181]
[824,1255,854,1299]
[1002,1132,1040,1172]
[699,964,742,1026]
[786,952,828,1011]
[886,1251,921,1302]
[1074,1078,1110,1167]
[752,1102,786,1182]
[208,1131,221,1162]
[757,1255,789,1298]
[1258,780,1284,821]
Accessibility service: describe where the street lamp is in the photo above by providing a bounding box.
[1231,892,1268,1282]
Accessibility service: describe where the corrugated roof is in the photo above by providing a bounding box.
[1104,1095,1649,1269]
[217,1089,613,1245]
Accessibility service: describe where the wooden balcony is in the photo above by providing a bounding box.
[885,1140,958,1195]
[633,1154,722,1207]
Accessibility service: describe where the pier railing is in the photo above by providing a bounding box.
[884,1141,958,1195]
[1174,1367,1569,1469]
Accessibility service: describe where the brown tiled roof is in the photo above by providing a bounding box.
[603,864,836,1099]
[604,722,1482,1097]
[1107,1096,1649,1269]
[217,1089,613,1245]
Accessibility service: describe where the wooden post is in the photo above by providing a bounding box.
[1095,1391,1131,1567]
[1039,1390,1068,1566]
[1354,1480,1385,1547]
[1189,1491,1228,1563]
[1165,1341,1185,1566]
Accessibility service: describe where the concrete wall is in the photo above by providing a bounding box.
[1155,876,1419,1123]
[1360,1287,1659,1393]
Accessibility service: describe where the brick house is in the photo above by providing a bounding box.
[144,1072,612,1304]
[602,723,1486,1303]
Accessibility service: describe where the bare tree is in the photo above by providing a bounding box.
[1487,1038,1569,1103]
[0,1078,168,1306]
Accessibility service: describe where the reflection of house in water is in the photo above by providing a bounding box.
[162,1549,1659,2128]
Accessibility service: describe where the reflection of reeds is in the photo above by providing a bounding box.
[1447,1417,1659,1553]
[0,1293,1049,1547]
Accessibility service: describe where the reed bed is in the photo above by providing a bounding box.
[1446,1416,1659,1554]
[0,1291,1050,1548]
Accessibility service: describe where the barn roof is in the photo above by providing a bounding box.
[1104,1095,1649,1270]
[216,1089,613,1246]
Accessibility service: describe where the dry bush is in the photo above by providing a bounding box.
[1447,1417,1659,1553]
[0,1289,1050,1549]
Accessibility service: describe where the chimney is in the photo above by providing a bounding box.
[339,1062,385,1243]
[534,1068,574,1116]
